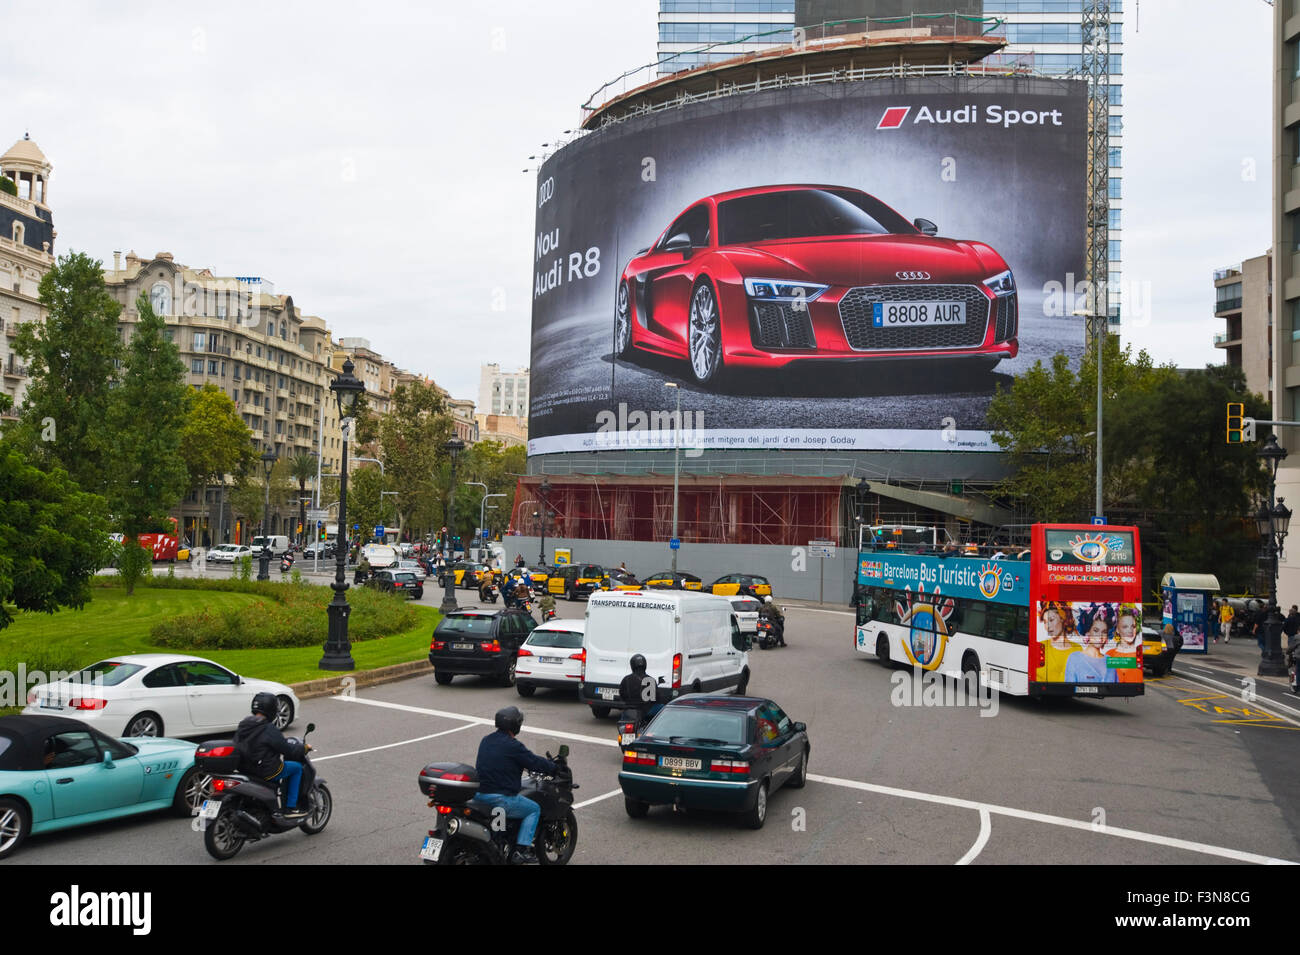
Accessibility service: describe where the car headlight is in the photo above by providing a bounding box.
[983,270,1015,296]
[743,278,829,302]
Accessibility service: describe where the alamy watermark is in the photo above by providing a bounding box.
[1,665,105,708]
[888,667,1000,717]
[593,402,705,457]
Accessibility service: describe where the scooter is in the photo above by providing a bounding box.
[756,615,786,649]
[616,707,650,747]
[280,554,295,574]
[478,583,499,604]
[195,723,332,860]
[541,606,557,622]
[418,746,577,865]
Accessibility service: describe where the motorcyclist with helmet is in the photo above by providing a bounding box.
[233,692,310,819]
[760,595,786,647]
[618,654,662,726]
[471,706,558,864]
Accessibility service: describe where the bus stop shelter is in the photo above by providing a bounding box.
[1160,573,1221,655]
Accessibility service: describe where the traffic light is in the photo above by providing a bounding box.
[1226,403,1244,443]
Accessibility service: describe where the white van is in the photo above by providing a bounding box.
[362,543,398,569]
[249,535,291,556]
[579,591,750,718]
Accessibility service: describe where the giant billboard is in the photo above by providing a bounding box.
[528,76,1086,456]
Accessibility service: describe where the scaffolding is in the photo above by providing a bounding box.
[1082,0,1112,343]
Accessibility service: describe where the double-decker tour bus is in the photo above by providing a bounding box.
[853,523,1143,698]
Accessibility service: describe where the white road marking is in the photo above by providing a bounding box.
[806,773,1294,865]
[332,694,1296,864]
[573,788,624,810]
[314,722,478,762]
[791,607,852,616]
[955,808,991,865]
[331,693,618,747]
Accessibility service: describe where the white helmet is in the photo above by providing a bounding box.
[764,595,774,604]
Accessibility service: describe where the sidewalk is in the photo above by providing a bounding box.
[1180,628,1292,688]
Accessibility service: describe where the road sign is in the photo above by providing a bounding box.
[809,540,836,559]
[306,508,327,521]
[669,538,680,550]
[375,525,385,539]
[1091,516,1106,525]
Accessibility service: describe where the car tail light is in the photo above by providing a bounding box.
[432,640,446,651]
[436,804,453,815]
[710,759,750,774]
[394,582,404,587]
[69,697,107,710]
[672,653,682,688]
[518,647,534,657]
[480,640,501,653]
[623,750,656,766]
[569,649,585,663]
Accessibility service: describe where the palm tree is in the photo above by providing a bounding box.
[288,453,318,547]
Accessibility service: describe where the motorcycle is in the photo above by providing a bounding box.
[280,554,295,574]
[194,723,332,860]
[418,745,577,865]
[755,615,786,649]
[616,707,649,747]
[541,606,557,622]
[478,583,499,604]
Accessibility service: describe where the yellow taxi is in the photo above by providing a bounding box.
[644,570,704,591]
[709,574,773,598]
[1142,623,1177,677]
[548,564,607,600]
[601,568,642,591]
[452,562,487,588]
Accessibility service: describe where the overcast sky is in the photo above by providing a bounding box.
[0,0,1273,402]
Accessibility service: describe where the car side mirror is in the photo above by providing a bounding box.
[102,750,114,766]
[307,722,316,733]
[914,217,938,236]
[792,722,807,734]
[557,744,569,759]
[663,232,692,255]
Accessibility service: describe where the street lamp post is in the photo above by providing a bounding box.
[538,479,552,568]
[1072,307,1105,520]
[441,437,466,613]
[664,382,681,573]
[319,359,365,671]
[1256,436,1292,677]
[257,449,276,581]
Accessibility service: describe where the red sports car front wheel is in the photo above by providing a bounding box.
[615,281,633,357]
[688,280,723,384]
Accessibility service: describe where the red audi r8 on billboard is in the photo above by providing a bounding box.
[614,184,1018,385]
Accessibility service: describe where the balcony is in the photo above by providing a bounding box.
[1214,332,1241,348]
[1214,297,1243,314]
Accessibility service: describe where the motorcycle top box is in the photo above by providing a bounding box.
[418,762,480,803]
[194,740,240,774]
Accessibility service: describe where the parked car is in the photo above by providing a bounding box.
[367,569,424,600]
[710,574,773,598]
[22,654,300,738]
[515,619,586,698]
[428,608,537,686]
[602,568,642,591]
[548,564,607,601]
[644,570,704,591]
[0,715,208,860]
[618,694,810,829]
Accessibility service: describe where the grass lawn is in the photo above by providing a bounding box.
[0,585,439,689]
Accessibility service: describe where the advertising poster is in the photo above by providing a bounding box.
[1036,600,1143,685]
[529,76,1087,455]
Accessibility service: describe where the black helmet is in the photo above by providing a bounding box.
[251,692,278,719]
[630,654,647,674]
[494,705,524,736]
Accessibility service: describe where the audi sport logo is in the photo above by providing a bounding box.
[895,271,931,281]
[877,106,911,129]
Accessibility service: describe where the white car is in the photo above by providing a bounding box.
[22,654,301,738]
[206,544,252,564]
[396,559,428,581]
[515,619,586,698]
[728,595,762,635]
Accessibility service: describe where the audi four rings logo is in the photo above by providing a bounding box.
[896,271,930,280]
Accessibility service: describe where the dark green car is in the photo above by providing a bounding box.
[618,695,809,830]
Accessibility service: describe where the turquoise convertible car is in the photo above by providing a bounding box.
[0,715,204,860]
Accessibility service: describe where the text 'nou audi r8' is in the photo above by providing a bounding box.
[614,184,1018,386]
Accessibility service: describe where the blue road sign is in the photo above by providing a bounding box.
[669,538,680,550]
[375,525,385,539]
[1091,516,1106,525]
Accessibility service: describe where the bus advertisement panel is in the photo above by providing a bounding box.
[854,523,1144,699]
[1030,525,1143,698]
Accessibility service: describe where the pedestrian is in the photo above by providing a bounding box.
[1219,599,1234,644]
[1254,601,1270,651]
[1285,605,1300,646]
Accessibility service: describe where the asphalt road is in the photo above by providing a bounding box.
[11,599,1298,866]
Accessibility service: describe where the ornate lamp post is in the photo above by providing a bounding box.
[441,437,466,613]
[538,479,552,568]
[319,359,365,671]
[1255,436,1292,677]
[257,448,277,581]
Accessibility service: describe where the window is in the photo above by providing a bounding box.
[1109,147,1121,168]
[220,361,226,376]
[193,332,207,351]
[1108,239,1121,262]
[660,204,712,249]
[233,389,239,404]
[256,346,262,358]
[268,321,275,337]
[150,282,172,315]
[179,661,237,686]
[233,363,241,380]
[44,732,101,769]
[208,360,219,375]
[1108,115,1123,138]
[1108,209,1121,231]
[1108,178,1121,200]
[191,358,204,374]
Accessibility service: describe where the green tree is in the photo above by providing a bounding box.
[11,251,122,493]
[454,440,526,543]
[376,381,452,539]
[0,444,112,629]
[0,176,16,197]
[287,453,318,545]
[229,478,264,539]
[347,464,389,541]
[180,384,255,546]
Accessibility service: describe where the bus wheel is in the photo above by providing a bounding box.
[875,635,892,668]
[961,653,982,701]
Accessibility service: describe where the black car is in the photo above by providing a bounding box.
[428,608,537,686]
[618,695,809,830]
[366,569,424,600]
